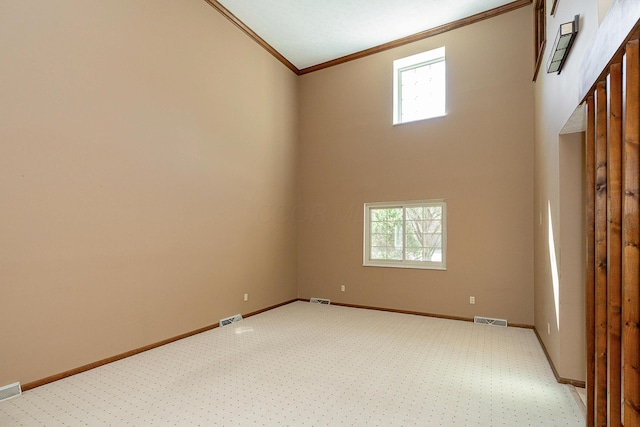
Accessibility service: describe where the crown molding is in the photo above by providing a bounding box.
[203,0,299,74]
[299,0,532,74]
[205,0,532,76]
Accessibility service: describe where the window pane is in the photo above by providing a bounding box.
[370,247,385,260]
[387,248,403,260]
[364,200,446,269]
[405,247,423,261]
[424,220,442,233]
[371,233,390,247]
[369,207,403,260]
[405,205,442,262]
[425,234,442,248]
[429,249,442,262]
[400,59,445,123]
[426,205,442,219]
[371,207,402,222]
[406,206,426,221]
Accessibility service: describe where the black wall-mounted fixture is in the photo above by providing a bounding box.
[547,14,579,74]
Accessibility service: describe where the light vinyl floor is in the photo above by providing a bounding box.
[0,301,584,426]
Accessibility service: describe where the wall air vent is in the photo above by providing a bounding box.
[219,314,243,327]
[474,316,508,327]
[309,298,330,305]
[0,382,22,402]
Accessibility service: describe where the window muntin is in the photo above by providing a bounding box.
[393,47,446,125]
[364,200,447,270]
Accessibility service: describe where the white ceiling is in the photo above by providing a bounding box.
[215,0,518,70]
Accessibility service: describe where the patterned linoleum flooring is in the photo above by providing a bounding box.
[0,301,584,426]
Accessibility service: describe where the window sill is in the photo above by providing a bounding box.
[363,261,447,271]
[393,113,447,126]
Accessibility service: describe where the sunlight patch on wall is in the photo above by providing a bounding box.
[548,201,560,331]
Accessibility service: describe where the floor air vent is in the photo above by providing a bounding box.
[474,316,508,327]
[0,382,22,402]
[309,298,330,305]
[220,314,243,327]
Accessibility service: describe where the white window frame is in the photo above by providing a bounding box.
[363,199,447,270]
[393,47,446,125]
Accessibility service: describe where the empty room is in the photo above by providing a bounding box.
[1,0,639,425]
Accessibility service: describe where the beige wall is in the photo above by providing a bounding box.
[599,0,613,23]
[0,0,299,386]
[298,7,535,324]
[534,0,601,381]
[3,0,591,389]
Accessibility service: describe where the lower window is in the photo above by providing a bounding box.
[363,199,447,270]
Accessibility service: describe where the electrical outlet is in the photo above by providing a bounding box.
[547,322,550,335]
[340,284,346,292]
[469,296,475,304]
[244,293,249,302]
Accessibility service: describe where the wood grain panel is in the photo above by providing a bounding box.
[586,94,596,427]
[607,61,623,426]
[594,81,609,427]
[623,38,640,427]
[580,10,640,427]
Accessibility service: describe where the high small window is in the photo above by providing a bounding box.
[363,199,447,270]
[393,47,446,125]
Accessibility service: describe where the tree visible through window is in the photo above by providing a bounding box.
[364,200,447,270]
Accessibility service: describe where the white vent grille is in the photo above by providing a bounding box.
[474,316,508,327]
[309,298,330,305]
[0,382,22,402]
[220,314,243,327]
